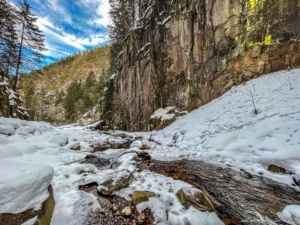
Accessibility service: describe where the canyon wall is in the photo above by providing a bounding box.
[107,0,300,131]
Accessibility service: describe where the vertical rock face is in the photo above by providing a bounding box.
[110,0,300,131]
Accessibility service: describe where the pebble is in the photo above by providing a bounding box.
[137,213,145,223]
[121,206,131,216]
[110,204,118,212]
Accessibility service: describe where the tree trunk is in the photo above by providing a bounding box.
[14,19,25,91]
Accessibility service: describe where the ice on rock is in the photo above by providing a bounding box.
[50,135,69,146]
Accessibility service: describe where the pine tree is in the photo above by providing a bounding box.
[0,0,18,76]
[64,81,83,122]
[13,0,46,90]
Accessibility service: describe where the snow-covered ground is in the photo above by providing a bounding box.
[0,118,223,225]
[0,69,300,225]
[0,119,105,224]
[150,69,300,185]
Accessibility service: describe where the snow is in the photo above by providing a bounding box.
[136,43,152,56]
[150,69,300,185]
[278,205,300,225]
[151,106,176,121]
[0,161,54,213]
[0,144,23,158]
[117,171,224,225]
[1,69,300,224]
[21,216,38,225]
[158,16,171,25]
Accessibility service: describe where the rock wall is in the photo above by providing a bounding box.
[109,0,300,131]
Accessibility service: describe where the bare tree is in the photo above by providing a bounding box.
[239,82,258,114]
[287,77,293,90]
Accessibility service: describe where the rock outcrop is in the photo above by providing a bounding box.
[106,0,300,131]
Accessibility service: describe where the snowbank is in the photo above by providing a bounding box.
[0,161,54,213]
[0,117,54,136]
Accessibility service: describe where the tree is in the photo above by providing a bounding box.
[13,0,46,90]
[0,0,18,76]
[64,81,82,122]
[238,82,258,114]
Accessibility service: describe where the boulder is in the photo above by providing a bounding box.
[0,185,55,225]
[110,139,133,149]
[132,191,155,205]
[267,165,286,174]
[81,155,110,169]
[71,144,81,151]
[97,174,133,195]
[140,142,151,150]
[136,152,151,161]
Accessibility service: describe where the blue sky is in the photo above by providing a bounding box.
[9,0,110,65]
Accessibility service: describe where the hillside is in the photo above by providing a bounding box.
[18,46,110,125]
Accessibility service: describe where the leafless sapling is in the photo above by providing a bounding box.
[239,82,258,114]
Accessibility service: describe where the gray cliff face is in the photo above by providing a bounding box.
[107,0,300,131]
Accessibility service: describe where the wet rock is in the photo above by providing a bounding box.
[267,165,286,174]
[240,169,253,179]
[92,143,111,152]
[110,161,121,170]
[71,144,81,151]
[110,139,133,149]
[135,136,143,140]
[140,144,150,150]
[292,177,300,187]
[0,185,55,225]
[97,174,134,195]
[93,138,134,151]
[176,187,217,212]
[81,155,110,169]
[136,152,151,161]
[121,207,131,216]
[132,191,155,205]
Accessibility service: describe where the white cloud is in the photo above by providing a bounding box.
[87,0,111,27]
[36,17,107,59]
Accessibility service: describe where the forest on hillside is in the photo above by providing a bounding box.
[20,46,110,124]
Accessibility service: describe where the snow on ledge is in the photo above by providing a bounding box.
[151,107,176,121]
[0,160,54,214]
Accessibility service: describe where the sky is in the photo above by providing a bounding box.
[9,0,110,65]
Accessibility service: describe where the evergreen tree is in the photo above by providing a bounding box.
[0,0,18,76]
[14,0,46,90]
[83,71,98,104]
[64,81,82,122]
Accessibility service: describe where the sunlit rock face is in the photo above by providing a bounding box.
[109,0,300,131]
